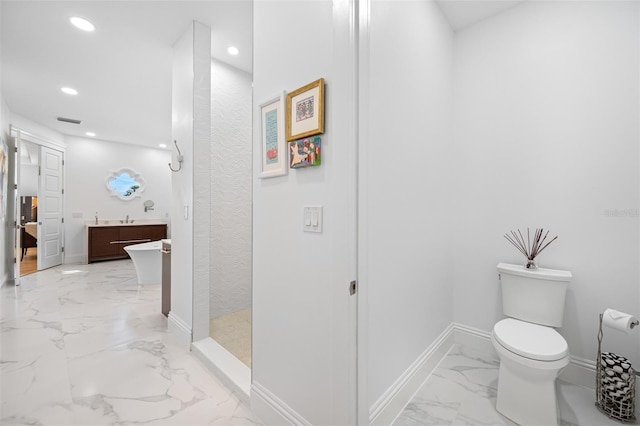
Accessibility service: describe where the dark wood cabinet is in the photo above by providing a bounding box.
[89,227,120,259]
[88,224,167,263]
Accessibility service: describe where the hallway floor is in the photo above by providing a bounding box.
[0,260,261,426]
[19,247,37,276]
[393,344,638,426]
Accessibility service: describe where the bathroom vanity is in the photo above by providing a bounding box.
[87,222,167,263]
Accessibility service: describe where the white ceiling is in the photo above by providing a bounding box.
[1,0,524,150]
[1,0,252,149]
[436,0,526,31]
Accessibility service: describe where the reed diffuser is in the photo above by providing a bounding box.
[504,228,558,269]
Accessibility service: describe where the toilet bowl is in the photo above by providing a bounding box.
[491,318,570,425]
[124,240,162,285]
[493,263,572,426]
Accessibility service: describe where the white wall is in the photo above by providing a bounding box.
[452,1,639,367]
[252,1,355,424]
[366,0,454,412]
[210,59,252,319]
[64,136,171,263]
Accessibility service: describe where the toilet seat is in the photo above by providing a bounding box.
[493,318,568,361]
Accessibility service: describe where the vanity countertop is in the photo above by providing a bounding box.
[86,220,167,228]
[161,239,171,245]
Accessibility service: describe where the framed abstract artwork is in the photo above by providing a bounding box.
[290,136,321,169]
[286,78,325,141]
[259,92,288,179]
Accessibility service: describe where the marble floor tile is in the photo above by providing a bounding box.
[394,344,638,426]
[1,260,262,426]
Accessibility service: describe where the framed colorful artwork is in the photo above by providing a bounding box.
[286,78,325,141]
[290,136,321,169]
[259,92,288,179]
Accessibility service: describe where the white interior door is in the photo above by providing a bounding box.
[12,134,21,282]
[38,145,63,270]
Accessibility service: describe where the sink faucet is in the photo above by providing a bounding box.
[125,215,129,224]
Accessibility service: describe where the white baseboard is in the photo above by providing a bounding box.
[251,381,310,426]
[370,322,597,425]
[451,323,497,356]
[562,355,596,389]
[167,312,192,348]
[191,337,251,404]
[63,254,86,264]
[370,323,456,425]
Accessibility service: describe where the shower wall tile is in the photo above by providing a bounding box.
[210,59,252,319]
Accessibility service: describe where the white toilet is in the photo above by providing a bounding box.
[491,263,572,426]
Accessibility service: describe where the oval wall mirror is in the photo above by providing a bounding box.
[105,168,145,200]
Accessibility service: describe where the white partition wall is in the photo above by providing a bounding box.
[170,21,211,345]
[251,1,357,424]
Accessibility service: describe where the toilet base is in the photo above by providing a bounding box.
[495,358,563,426]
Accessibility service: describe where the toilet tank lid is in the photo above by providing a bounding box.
[497,263,572,282]
[493,318,569,361]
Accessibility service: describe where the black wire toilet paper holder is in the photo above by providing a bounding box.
[595,313,637,423]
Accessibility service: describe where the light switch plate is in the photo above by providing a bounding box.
[303,206,323,233]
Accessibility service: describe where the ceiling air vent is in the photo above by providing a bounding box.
[57,117,82,125]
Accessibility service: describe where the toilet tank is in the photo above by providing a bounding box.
[497,263,572,328]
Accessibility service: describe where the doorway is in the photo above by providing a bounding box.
[18,140,39,276]
[19,196,38,276]
[13,129,65,281]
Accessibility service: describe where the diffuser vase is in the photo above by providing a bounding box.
[504,228,557,271]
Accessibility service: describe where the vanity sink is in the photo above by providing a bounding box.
[86,220,166,228]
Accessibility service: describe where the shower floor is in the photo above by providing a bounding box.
[209,308,251,368]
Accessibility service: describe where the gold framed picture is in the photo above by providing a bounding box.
[286,78,325,141]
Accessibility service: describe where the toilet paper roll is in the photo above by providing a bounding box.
[602,309,638,334]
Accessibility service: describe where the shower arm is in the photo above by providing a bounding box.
[168,140,183,172]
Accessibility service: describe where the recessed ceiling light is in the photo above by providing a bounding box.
[70,17,95,32]
[227,46,239,56]
[86,132,96,137]
[158,143,167,148]
[61,87,78,95]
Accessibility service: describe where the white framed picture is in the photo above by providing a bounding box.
[259,92,288,179]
